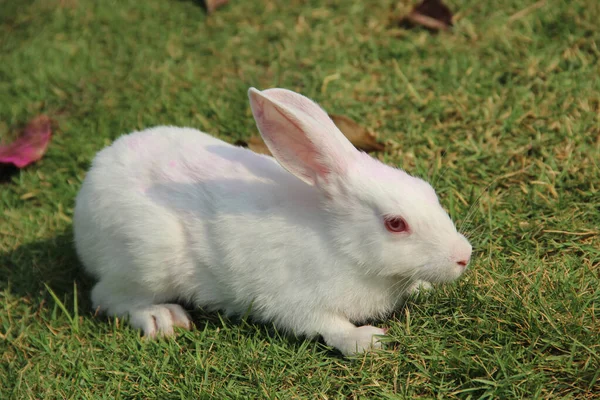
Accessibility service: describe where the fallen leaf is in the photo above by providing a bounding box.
[400,0,453,32]
[204,0,229,14]
[0,115,53,168]
[328,114,386,152]
[238,114,386,156]
[245,135,272,156]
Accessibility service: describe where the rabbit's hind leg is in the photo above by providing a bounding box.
[91,279,192,337]
[128,304,192,337]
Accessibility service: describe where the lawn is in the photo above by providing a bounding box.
[1,0,599,398]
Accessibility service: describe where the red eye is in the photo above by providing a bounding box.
[384,216,408,233]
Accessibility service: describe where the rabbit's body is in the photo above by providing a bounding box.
[75,88,472,355]
[76,127,401,334]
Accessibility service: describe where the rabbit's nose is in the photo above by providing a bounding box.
[452,235,472,268]
[456,257,470,268]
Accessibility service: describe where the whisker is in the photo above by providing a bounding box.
[459,166,532,234]
[459,186,491,234]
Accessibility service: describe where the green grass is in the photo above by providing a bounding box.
[1,0,599,398]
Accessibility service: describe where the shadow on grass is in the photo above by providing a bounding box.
[0,165,20,184]
[0,228,318,353]
[0,229,217,328]
[0,229,92,310]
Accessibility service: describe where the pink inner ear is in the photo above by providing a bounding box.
[268,108,331,176]
[256,113,330,182]
[250,88,344,185]
[252,96,266,122]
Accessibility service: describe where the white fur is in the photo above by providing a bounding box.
[73,87,472,355]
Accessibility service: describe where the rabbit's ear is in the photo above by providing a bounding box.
[248,87,357,186]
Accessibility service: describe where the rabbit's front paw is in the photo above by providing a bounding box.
[408,280,433,295]
[346,325,386,354]
[129,304,192,338]
[327,325,386,356]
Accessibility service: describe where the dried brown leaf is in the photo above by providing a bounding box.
[400,0,453,32]
[204,0,229,14]
[328,114,386,152]
[238,114,386,156]
[245,135,272,155]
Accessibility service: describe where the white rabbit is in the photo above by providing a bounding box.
[73,87,472,356]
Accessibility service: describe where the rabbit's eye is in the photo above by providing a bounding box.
[384,216,408,233]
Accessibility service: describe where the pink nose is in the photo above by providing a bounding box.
[453,234,472,268]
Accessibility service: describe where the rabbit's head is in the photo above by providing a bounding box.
[249,88,472,284]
